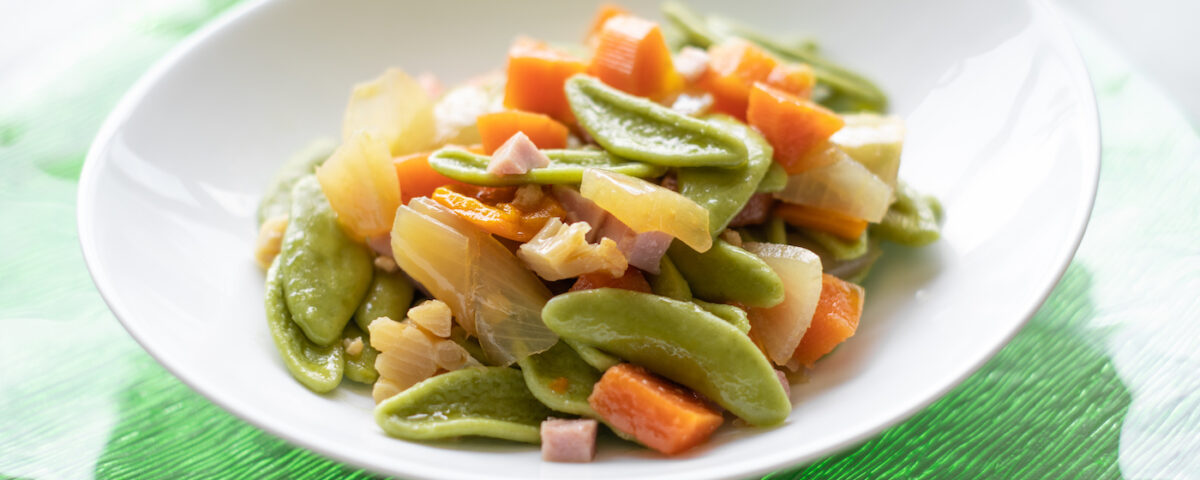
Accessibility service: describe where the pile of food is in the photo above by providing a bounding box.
[253,2,942,462]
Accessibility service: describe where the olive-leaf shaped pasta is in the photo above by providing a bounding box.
[676,115,775,235]
[517,341,602,418]
[265,257,344,393]
[375,367,554,443]
[279,176,373,346]
[565,74,747,167]
[427,147,666,186]
[667,239,785,308]
[543,288,790,426]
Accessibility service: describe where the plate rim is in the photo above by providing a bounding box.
[76,0,1101,478]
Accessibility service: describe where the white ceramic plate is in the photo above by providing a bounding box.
[77,0,1099,478]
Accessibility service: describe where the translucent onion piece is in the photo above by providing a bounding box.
[393,198,557,365]
[830,113,904,187]
[343,68,436,156]
[743,242,823,365]
[316,130,401,240]
[390,203,473,333]
[580,169,712,252]
[774,149,893,223]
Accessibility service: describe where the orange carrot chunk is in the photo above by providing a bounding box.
[588,15,682,100]
[765,62,816,99]
[747,82,845,174]
[392,152,466,204]
[588,363,724,455]
[476,110,569,154]
[774,203,869,240]
[569,265,652,294]
[504,37,587,123]
[792,274,865,367]
[698,39,779,118]
[585,4,631,47]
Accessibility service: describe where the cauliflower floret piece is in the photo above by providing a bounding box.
[517,218,627,281]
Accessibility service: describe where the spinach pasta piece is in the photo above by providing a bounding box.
[375,367,554,443]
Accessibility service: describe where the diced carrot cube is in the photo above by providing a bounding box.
[774,203,869,240]
[698,39,779,118]
[588,363,724,455]
[587,15,682,100]
[585,4,631,47]
[765,63,815,99]
[747,82,845,173]
[476,110,569,154]
[392,152,466,204]
[792,274,864,367]
[504,37,587,123]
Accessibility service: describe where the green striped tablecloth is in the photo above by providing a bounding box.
[2,1,1197,478]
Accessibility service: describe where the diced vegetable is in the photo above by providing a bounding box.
[743,242,823,365]
[830,113,904,187]
[765,63,816,99]
[569,265,654,294]
[587,363,724,455]
[564,74,747,167]
[430,185,565,242]
[316,130,402,240]
[792,274,864,367]
[517,218,627,280]
[428,147,667,186]
[391,199,558,364]
[588,14,683,100]
[746,83,844,173]
[581,169,712,253]
[585,3,631,47]
[774,202,869,240]
[698,39,777,117]
[342,68,436,156]
[774,151,893,223]
[392,152,465,204]
[477,110,569,154]
[504,37,587,123]
[434,72,506,146]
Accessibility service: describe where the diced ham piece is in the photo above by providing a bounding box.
[416,72,443,98]
[551,186,672,273]
[540,418,598,463]
[674,46,710,83]
[595,217,672,274]
[486,132,551,176]
[551,186,609,242]
[366,234,394,258]
[727,193,775,227]
[775,369,791,402]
